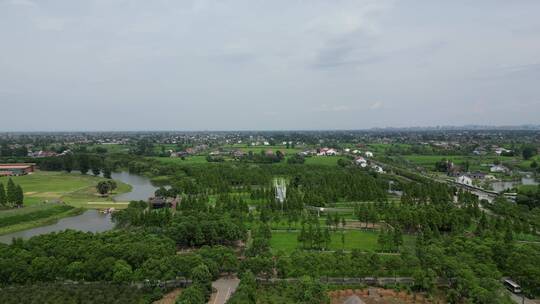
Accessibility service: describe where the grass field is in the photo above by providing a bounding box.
[2,171,131,208]
[270,230,414,254]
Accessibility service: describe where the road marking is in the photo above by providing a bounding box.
[224,287,231,301]
[212,290,219,304]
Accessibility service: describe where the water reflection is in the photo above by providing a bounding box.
[0,210,114,243]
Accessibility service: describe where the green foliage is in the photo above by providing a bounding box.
[0,183,6,206]
[0,283,161,304]
[175,284,206,304]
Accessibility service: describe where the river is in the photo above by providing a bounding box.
[111,171,158,202]
[0,171,157,243]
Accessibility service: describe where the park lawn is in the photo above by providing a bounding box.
[4,171,131,208]
[304,156,347,166]
[271,230,380,254]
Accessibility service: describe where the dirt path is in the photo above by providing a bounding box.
[153,288,182,304]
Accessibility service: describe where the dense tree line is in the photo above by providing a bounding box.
[112,199,247,248]
[228,272,329,304]
[0,283,163,304]
[0,229,238,302]
[0,178,24,207]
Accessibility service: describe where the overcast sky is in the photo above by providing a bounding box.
[1,0,539,131]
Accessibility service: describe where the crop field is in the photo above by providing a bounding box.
[2,171,131,208]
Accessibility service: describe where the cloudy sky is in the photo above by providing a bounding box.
[1,0,539,131]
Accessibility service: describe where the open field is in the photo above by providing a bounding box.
[270,230,414,254]
[2,171,131,208]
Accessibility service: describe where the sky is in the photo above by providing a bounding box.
[1,0,540,131]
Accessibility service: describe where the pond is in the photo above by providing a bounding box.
[0,210,114,243]
[111,171,158,201]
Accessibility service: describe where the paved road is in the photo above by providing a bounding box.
[509,292,536,304]
[209,277,240,304]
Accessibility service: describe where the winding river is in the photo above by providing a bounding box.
[0,171,157,243]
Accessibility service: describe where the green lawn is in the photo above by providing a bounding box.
[270,230,378,254]
[2,171,131,208]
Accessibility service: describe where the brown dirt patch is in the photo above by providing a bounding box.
[153,288,182,304]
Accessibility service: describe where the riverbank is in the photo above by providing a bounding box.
[0,170,157,239]
[0,204,85,235]
[0,209,114,242]
[4,170,133,208]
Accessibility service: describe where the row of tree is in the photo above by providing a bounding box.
[0,178,23,207]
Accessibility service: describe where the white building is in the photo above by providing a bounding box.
[456,175,473,186]
[317,148,337,156]
[490,165,508,173]
[355,156,367,167]
[365,151,373,157]
[494,147,512,156]
[371,165,384,173]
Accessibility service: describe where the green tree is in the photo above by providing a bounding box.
[191,264,212,297]
[112,260,133,283]
[96,181,111,196]
[91,157,102,176]
[62,154,74,173]
[6,178,16,206]
[106,180,117,194]
[175,284,206,304]
[292,276,329,304]
[78,154,90,175]
[522,145,537,160]
[15,185,24,207]
[0,183,6,206]
[103,165,112,179]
